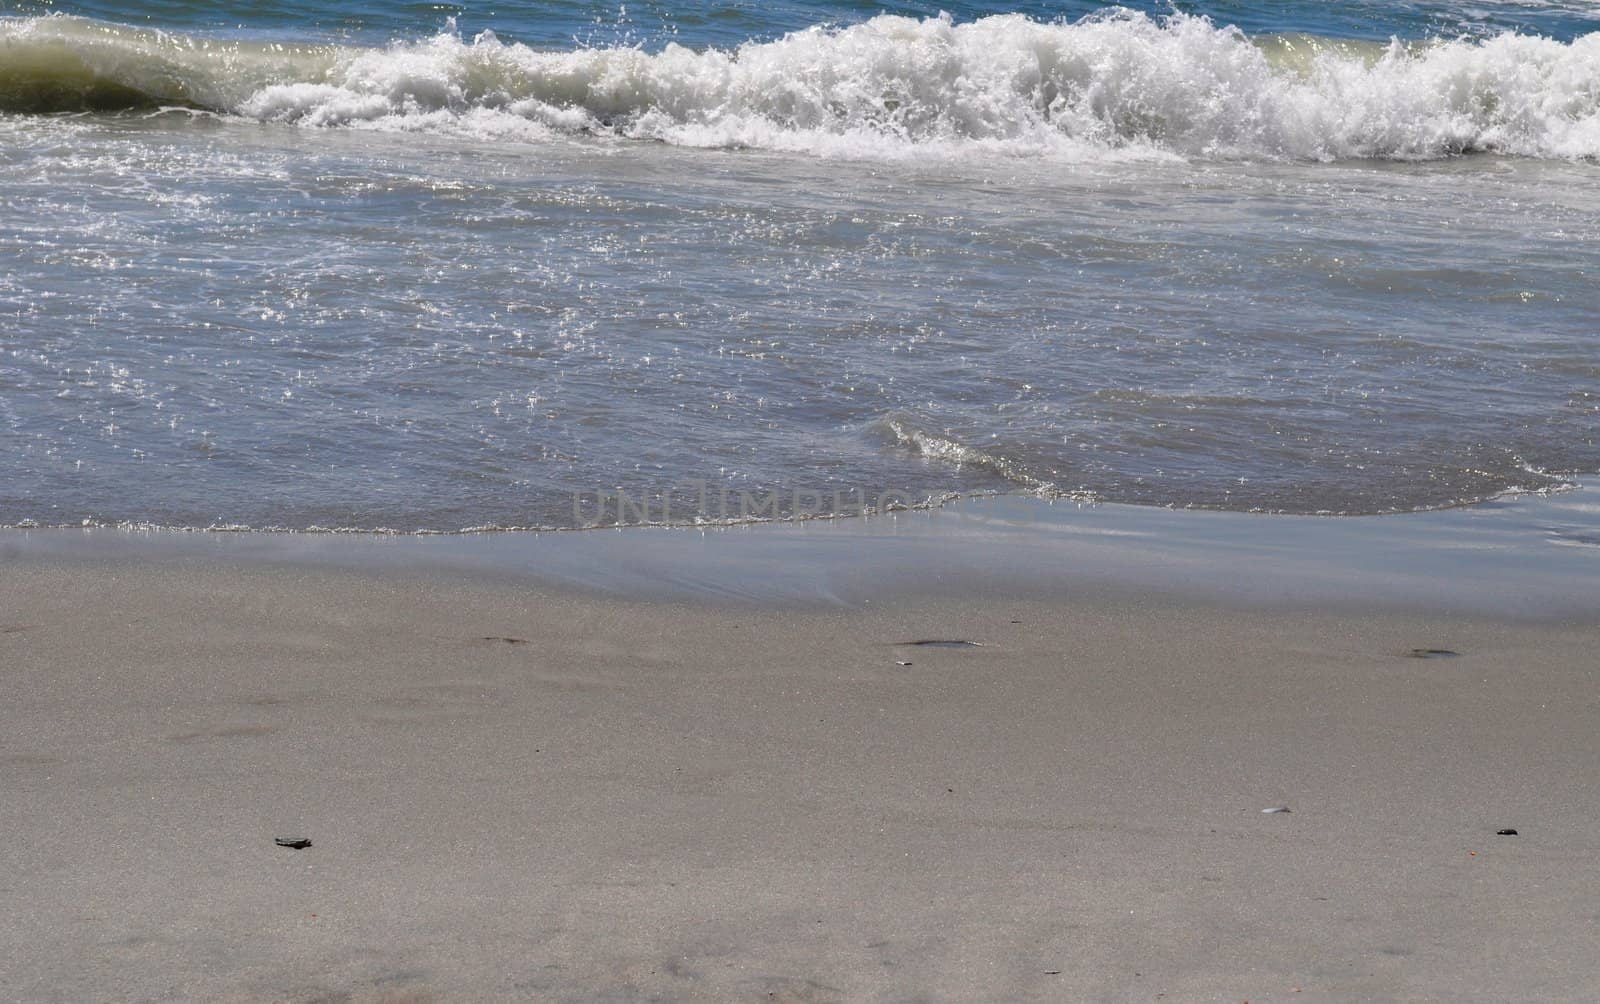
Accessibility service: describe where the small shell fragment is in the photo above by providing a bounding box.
[1261,806,1292,814]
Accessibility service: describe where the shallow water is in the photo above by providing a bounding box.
[2,1,1598,529]
[8,476,1598,617]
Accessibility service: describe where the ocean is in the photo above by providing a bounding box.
[2,0,1598,530]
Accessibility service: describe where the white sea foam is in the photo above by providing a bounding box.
[4,11,1600,159]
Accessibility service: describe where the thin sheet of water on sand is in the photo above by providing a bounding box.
[5,478,1596,617]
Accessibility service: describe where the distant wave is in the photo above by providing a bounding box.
[3,11,1600,160]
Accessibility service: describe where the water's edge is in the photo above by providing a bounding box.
[6,477,1596,620]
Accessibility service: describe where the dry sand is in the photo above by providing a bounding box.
[2,552,1598,1001]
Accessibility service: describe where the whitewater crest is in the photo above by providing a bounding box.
[3,10,1600,160]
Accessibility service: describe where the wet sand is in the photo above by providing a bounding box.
[3,548,1598,1001]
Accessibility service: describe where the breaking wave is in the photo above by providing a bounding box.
[3,10,1600,159]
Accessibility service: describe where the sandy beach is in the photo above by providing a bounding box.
[4,536,1597,1002]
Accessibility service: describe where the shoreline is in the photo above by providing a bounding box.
[6,476,1597,619]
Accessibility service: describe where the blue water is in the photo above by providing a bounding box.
[10,0,1600,46]
[1,1,1598,529]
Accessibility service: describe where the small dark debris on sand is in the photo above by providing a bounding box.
[275,837,312,850]
[481,636,528,645]
[1261,806,1291,814]
[895,660,913,667]
[1497,828,1519,836]
[897,640,984,648]
[1406,648,1459,659]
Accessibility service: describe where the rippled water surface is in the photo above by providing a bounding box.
[2,1,1598,528]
